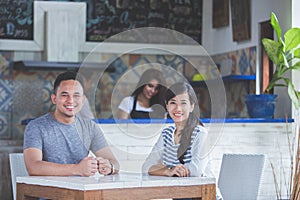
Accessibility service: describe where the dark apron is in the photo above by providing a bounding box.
[130,97,151,119]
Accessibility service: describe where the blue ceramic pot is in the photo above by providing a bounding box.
[245,94,278,118]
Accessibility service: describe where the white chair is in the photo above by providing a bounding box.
[9,153,28,200]
[218,153,265,200]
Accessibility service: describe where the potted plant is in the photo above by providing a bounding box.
[245,12,300,118]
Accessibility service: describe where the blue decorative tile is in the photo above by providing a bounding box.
[156,55,186,83]
[108,58,128,83]
[249,46,256,74]
[156,55,185,70]
[40,79,55,111]
[12,112,32,139]
[239,50,248,75]
[0,112,11,139]
[0,52,12,78]
[0,79,13,112]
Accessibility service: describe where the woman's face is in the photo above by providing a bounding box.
[142,79,159,99]
[166,92,194,123]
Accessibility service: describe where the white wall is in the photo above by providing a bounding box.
[203,0,291,55]
[203,0,292,118]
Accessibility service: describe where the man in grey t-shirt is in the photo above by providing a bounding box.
[23,71,119,176]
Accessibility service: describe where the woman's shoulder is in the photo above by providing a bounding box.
[162,125,176,134]
[119,96,135,105]
[124,96,134,100]
[193,125,208,135]
[118,96,134,108]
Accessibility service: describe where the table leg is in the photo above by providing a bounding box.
[201,184,216,200]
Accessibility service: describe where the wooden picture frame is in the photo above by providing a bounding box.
[0,1,86,52]
[231,0,251,42]
[213,0,229,28]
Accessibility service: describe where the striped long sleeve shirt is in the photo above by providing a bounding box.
[142,125,209,177]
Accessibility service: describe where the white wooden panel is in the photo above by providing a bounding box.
[45,11,78,61]
[13,52,42,61]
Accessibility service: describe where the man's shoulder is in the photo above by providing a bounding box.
[76,115,95,123]
[28,113,52,126]
[75,116,98,128]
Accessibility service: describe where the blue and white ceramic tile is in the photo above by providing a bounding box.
[0,52,12,78]
[0,47,257,139]
[0,112,12,139]
[0,79,13,112]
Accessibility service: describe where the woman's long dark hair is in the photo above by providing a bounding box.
[165,82,203,164]
[132,68,167,108]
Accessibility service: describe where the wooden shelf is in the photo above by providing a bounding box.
[190,75,256,86]
[13,61,115,72]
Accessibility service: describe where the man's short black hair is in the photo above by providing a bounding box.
[53,71,85,94]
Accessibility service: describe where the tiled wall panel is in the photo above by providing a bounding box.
[0,47,255,139]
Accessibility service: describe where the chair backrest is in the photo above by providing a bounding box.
[218,153,265,200]
[9,153,28,200]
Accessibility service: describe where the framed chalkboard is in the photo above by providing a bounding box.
[0,0,34,40]
[85,0,202,44]
[41,0,202,44]
[0,0,203,52]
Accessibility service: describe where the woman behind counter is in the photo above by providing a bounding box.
[117,68,167,119]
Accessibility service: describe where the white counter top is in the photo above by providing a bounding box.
[17,173,215,191]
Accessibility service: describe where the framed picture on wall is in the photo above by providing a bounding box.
[212,0,229,28]
[231,0,251,42]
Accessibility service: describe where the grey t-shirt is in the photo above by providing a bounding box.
[23,113,107,164]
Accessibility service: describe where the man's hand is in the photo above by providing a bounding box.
[77,156,98,176]
[96,157,113,175]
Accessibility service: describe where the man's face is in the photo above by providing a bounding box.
[51,80,85,118]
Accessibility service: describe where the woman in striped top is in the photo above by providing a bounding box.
[142,81,209,177]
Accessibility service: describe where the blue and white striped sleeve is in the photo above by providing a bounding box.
[142,133,164,175]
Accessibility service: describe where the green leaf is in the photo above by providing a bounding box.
[263,12,300,108]
[262,38,282,64]
[282,52,289,68]
[270,12,282,41]
[290,60,300,70]
[288,82,300,109]
[285,28,300,51]
[294,47,300,58]
[297,91,300,100]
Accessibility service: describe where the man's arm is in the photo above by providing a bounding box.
[24,148,98,176]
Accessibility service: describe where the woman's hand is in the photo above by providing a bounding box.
[168,164,190,177]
